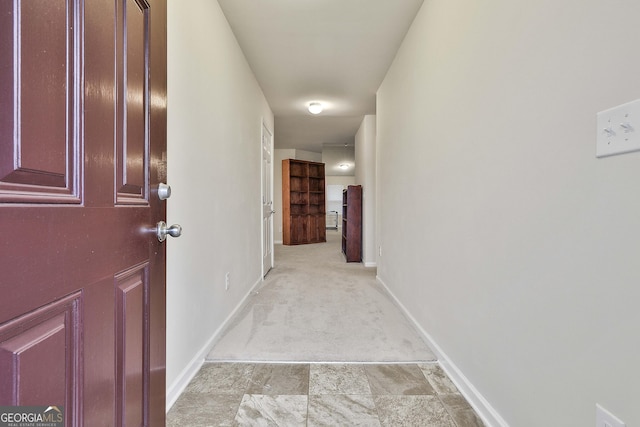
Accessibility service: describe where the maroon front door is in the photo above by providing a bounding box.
[0,1,168,426]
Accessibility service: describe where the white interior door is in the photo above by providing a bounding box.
[261,123,274,276]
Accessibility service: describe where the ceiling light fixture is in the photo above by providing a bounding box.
[338,163,350,170]
[308,102,323,115]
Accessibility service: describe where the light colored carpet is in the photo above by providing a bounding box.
[206,231,436,363]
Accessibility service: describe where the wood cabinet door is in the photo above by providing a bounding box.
[289,215,308,244]
[0,1,167,425]
[308,214,326,243]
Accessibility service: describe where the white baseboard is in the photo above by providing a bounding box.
[274,240,283,245]
[364,261,377,268]
[376,276,508,427]
[166,276,264,412]
[165,348,205,412]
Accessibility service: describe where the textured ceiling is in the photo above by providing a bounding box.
[217,0,425,153]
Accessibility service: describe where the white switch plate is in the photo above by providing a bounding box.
[596,404,625,427]
[596,99,640,157]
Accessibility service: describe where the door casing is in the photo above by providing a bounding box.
[261,122,274,277]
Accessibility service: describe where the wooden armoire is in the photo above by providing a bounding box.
[282,159,326,245]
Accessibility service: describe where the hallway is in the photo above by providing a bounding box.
[167,236,484,425]
[206,232,434,363]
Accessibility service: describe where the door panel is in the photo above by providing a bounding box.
[0,0,82,202]
[115,263,150,427]
[308,214,325,243]
[0,292,82,411]
[0,1,167,426]
[117,0,149,203]
[290,215,308,244]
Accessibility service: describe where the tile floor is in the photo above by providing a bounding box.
[167,362,485,426]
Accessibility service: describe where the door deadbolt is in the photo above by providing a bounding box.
[158,183,172,200]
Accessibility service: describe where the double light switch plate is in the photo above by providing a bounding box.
[596,99,640,157]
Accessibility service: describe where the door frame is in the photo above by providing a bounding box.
[261,120,274,278]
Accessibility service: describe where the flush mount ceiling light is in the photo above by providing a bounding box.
[308,102,323,115]
[338,163,350,170]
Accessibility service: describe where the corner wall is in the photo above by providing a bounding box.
[355,115,376,266]
[377,1,640,426]
[166,0,273,406]
[273,149,296,244]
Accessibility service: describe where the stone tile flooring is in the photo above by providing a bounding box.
[167,362,485,426]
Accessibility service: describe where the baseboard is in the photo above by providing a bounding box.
[274,240,283,245]
[364,261,377,268]
[165,348,205,412]
[166,275,264,412]
[376,275,508,427]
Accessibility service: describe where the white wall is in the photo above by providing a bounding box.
[326,176,356,187]
[273,149,295,244]
[377,1,640,426]
[323,145,356,177]
[355,115,376,267]
[166,0,273,407]
[295,150,322,163]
